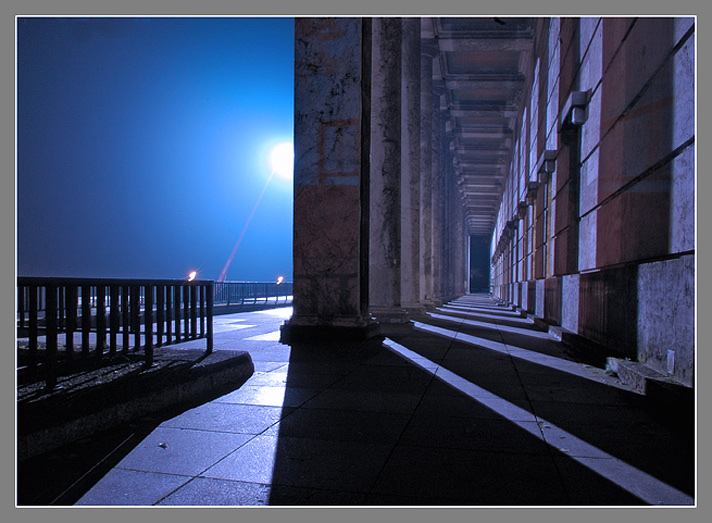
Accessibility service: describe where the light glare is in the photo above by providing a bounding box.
[269,142,294,180]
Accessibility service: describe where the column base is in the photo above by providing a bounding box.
[368,306,411,325]
[280,316,379,343]
[369,306,418,337]
[419,299,442,311]
[401,302,427,317]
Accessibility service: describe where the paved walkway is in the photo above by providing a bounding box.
[73,295,694,506]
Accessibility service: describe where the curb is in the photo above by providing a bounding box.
[18,348,254,461]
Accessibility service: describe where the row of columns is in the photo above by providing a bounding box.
[282,18,467,342]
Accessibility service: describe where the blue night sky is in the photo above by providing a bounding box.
[17,16,294,282]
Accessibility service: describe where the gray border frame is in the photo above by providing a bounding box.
[5,1,707,522]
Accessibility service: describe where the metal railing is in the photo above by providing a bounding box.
[213,281,293,307]
[16,277,214,392]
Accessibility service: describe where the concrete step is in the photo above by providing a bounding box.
[18,348,254,461]
[606,357,694,433]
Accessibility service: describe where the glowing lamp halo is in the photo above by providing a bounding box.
[269,142,294,181]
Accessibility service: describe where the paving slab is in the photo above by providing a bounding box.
[159,402,291,434]
[157,477,271,506]
[111,426,255,476]
[369,445,570,505]
[76,468,193,506]
[264,408,412,444]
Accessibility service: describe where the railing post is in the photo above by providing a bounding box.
[207,282,213,354]
[66,285,76,359]
[183,286,190,339]
[58,286,65,332]
[131,285,141,349]
[190,284,197,338]
[109,284,119,357]
[18,285,26,330]
[156,284,164,347]
[81,284,91,358]
[45,283,58,392]
[96,285,106,359]
[174,284,182,341]
[166,285,173,343]
[199,284,205,338]
[122,285,130,355]
[28,284,38,372]
[144,285,153,368]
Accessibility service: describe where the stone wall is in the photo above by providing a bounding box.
[491,17,695,386]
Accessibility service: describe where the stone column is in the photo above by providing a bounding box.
[460,201,468,295]
[443,137,456,300]
[281,18,376,342]
[444,117,458,300]
[368,18,408,324]
[430,81,446,306]
[420,39,438,308]
[400,17,424,315]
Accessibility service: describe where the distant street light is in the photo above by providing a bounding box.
[276,276,284,285]
[188,271,197,281]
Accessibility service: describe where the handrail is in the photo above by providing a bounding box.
[213,281,293,306]
[16,277,214,392]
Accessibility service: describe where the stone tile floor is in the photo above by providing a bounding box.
[25,296,696,506]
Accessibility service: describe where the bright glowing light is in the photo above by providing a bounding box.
[269,142,294,180]
[188,271,197,281]
[276,276,284,285]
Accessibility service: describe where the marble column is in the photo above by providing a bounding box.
[442,137,456,300]
[420,39,438,308]
[430,81,447,306]
[400,17,424,315]
[281,18,376,342]
[368,18,408,324]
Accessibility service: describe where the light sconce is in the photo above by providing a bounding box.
[505,220,517,240]
[559,90,589,131]
[517,201,528,220]
[536,150,557,183]
[526,181,539,205]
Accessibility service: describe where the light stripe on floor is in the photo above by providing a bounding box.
[382,337,694,506]
[414,321,618,387]
[429,311,550,339]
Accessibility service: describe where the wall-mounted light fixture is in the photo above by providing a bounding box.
[558,90,589,132]
[536,150,557,183]
[517,201,528,220]
[526,181,539,205]
[505,220,517,240]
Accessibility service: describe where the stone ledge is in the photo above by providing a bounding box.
[18,348,254,461]
[605,357,691,394]
[606,357,694,432]
[506,301,694,430]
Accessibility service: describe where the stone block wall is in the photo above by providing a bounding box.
[491,17,695,385]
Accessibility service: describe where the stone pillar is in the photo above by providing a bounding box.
[419,39,438,308]
[400,17,424,315]
[444,138,458,300]
[430,81,446,306]
[368,18,408,324]
[281,18,376,342]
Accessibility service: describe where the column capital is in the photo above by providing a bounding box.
[421,39,439,59]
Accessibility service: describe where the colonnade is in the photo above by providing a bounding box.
[282,18,466,341]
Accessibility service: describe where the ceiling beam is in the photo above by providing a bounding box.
[437,37,533,53]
